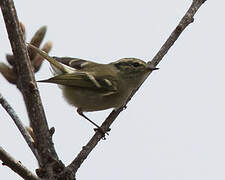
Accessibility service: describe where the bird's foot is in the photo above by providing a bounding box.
[94,127,111,140]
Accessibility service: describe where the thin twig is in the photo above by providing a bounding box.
[0,146,39,180]
[0,92,41,164]
[66,0,207,175]
[1,0,59,173]
[150,0,207,67]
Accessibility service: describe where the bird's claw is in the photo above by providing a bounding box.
[94,127,110,140]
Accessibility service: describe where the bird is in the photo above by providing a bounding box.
[27,43,158,134]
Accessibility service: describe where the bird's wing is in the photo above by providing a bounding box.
[38,71,118,94]
[27,43,118,95]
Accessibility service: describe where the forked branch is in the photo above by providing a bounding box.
[0,0,207,179]
[1,0,60,177]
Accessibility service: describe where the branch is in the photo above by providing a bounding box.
[66,0,207,175]
[0,146,39,180]
[1,0,59,172]
[150,0,206,67]
[0,92,41,164]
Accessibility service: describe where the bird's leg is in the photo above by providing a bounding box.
[77,109,109,136]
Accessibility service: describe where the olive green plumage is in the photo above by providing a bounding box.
[28,43,158,129]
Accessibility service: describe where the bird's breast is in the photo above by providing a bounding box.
[61,85,132,112]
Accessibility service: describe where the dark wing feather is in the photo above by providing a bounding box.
[52,57,93,70]
[38,71,118,93]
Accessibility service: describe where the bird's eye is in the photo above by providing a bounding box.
[132,62,141,67]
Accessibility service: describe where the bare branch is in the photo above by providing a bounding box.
[0,146,39,180]
[0,92,41,164]
[1,0,59,172]
[150,0,207,67]
[66,0,207,175]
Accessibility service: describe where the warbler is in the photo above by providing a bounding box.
[28,44,158,131]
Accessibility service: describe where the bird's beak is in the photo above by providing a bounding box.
[146,63,159,71]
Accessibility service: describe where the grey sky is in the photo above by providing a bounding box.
[1,1,225,180]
